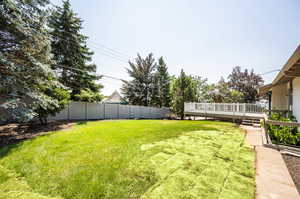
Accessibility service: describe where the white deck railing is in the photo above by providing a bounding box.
[184,102,264,117]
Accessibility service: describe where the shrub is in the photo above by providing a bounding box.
[267,112,300,146]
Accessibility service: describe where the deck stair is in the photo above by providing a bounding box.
[242,118,261,127]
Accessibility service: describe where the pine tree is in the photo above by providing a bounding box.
[122,53,156,106]
[48,0,103,101]
[0,0,67,122]
[171,70,197,119]
[153,57,171,107]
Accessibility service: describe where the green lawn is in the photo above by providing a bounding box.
[0,120,255,199]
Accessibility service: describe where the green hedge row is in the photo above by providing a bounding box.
[267,112,300,146]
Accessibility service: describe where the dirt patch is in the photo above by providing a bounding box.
[282,154,300,194]
[0,121,74,147]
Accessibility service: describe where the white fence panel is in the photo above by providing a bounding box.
[104,104,118,119]
[49,107,68,120]
[69,101,86,120]
[87,102,98,120]
[119,105,130,119]
[50,102,170,121]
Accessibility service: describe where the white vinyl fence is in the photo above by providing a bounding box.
[50,101,171,121]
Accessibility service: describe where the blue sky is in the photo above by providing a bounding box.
[52,0,300,95]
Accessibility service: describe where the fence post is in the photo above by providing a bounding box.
[104,103,106,119]
[68,103,70,121]
[129,105,131,119]
[117,104,120,119]
[243,103,246,116]
[85,102,87,120]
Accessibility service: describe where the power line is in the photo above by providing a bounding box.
[48,1,131,63]
[260,69,281,75]
[88,43,130,62]
[49,33,129,64]
[53,64,125,81]
[88,44,129,63]
[88,41,131,59]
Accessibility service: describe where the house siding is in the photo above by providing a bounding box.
[272,83,288,110]
[293,77,300,121]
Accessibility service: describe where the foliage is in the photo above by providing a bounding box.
[209,77,244,103]
[191,76,212,103]
[171,70,197,119]
[48,0,102,102]
[122,53,157,106]
[152,57,171,107]
[228,66,264,103]
[267,113,300,146]
[0,120,254,199]
[73,88,103,102]
[0,0,64,123]
[35,86,70,125]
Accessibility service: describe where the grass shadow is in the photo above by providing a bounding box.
[0,121,74,158]
[76,121,88,125]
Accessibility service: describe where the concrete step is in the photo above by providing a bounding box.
[243,119,260,124]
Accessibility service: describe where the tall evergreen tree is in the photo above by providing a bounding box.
[171,69,197,119]
[122,53,156,106]
[153,57,171,107]
[0,0,68,122]
[48,0,103,101]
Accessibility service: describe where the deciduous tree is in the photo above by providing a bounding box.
[228,66,263,103]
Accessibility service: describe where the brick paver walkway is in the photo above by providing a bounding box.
[242,125,299,199]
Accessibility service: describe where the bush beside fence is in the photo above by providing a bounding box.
[49,102,171,121]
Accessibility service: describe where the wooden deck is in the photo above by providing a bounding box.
[184,103,264,119]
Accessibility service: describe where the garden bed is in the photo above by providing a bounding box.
[282,154,300,194]
[0,121,73,147]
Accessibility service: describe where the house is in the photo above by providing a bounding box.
[259,45,300,121]
[102,90,126,104]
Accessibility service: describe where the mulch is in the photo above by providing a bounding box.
[0,121,74,147]
[282,154,300,194]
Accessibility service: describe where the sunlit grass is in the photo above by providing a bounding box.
[0,120,254,199]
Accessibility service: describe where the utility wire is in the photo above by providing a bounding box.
[50,34,129,63]
[88,41,131,59]
[48,1,131,62]
[259,69,281,75]
[53,64,125,81]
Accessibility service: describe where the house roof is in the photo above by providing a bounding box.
[102,90,124,103]
[259,45,300,95]
[272,45,300,86]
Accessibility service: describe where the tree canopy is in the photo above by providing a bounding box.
[228,66,264,103]
[49,0,103,102]
[0,0,68,122]
[122,53,157,106]
[153,57,171,107]
[171,70,197,119]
